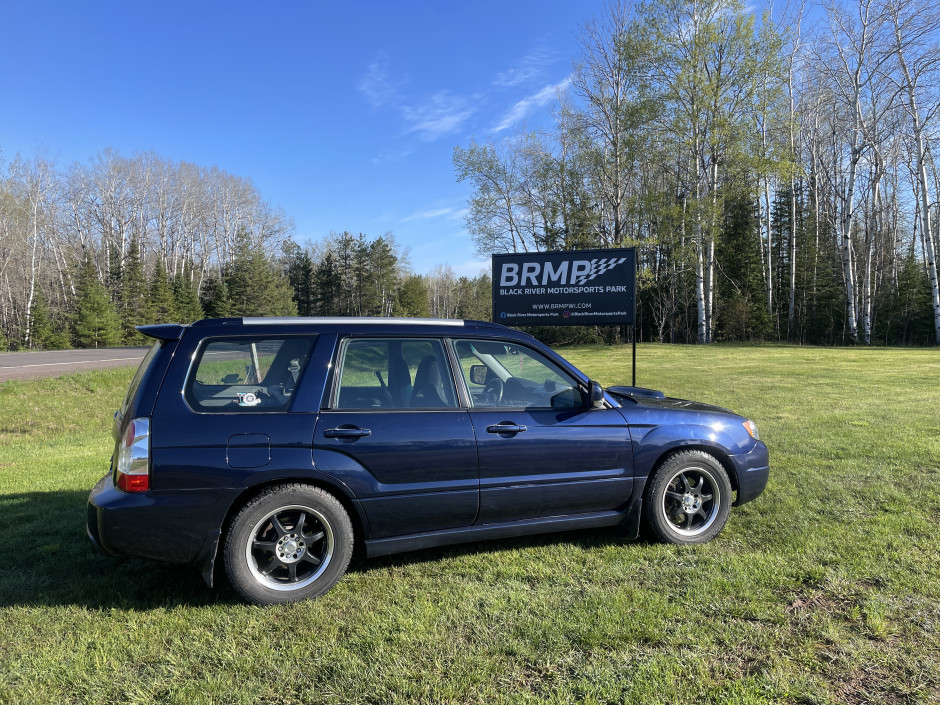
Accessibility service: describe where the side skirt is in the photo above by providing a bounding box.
[364,510,627,559]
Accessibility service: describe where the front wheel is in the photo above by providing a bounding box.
[224,484,353,605]
[644,451,732,544]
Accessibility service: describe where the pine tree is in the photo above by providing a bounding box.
[455,274,491,320]
[28,289,69,349]
[283,240,315,316]
[313,252,341,315]
[366,236,399,316]
[120,238,149,344]
[714,195,772,341]
[396,274,430,317]
[73,257,122,348]
[202,275,234,318]
[173,262,204,323]
[225,228,297,317]
[148,261,176,323]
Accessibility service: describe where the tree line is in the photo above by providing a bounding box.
[4,0,939,350]
[0,149,489,349]
[455,0,940,345]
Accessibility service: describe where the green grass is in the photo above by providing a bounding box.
[1,345,938,704]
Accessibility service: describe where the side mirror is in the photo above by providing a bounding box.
[469,365,488,385]
[588,381,605,408]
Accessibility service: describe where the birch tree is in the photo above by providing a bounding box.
[883,0,940,343]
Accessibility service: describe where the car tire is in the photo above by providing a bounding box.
[643,450,732,545]
[223,484,353,605]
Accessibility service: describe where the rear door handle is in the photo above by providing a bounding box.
[486,423,527,435]
[324,427,372,439]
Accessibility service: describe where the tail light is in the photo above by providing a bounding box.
[116,418,150,492]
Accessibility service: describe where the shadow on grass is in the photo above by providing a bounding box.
[0,490,238,609]
[0,489,647,608]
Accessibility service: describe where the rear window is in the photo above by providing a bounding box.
[121,341,162,415]
[185,336,315,412]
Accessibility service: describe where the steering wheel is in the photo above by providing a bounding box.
[483,377,504,403]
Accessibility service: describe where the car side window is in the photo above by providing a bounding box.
[453,339,582,409]
[334,338,457,409]
[186,337,314,412]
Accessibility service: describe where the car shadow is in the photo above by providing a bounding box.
[0,490,240,609]
[0,489,648,608]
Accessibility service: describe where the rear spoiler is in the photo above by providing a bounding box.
[136,324,185,341]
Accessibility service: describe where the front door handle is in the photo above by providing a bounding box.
[324,426,372,439]
[486,422,527,435]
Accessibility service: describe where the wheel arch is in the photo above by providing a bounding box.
[647,444,739,499]
[201,473,369,588]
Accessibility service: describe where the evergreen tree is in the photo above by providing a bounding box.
[365,236,399,316]
[173,262,204,323]
[148,260,177,323]
[202,275,234,318]
[107,241,123,298]
[332,232,358,315]
[313,252,341,315]
[283,239,315,316]
[396,274,430,317]
[0,327,8,352]
[714,195,771,341]
[225,228,297,317]
[120,238,149,344]
[455,273,492,320]
[877,252,933,346]
[28,289,69,349]
[73,257,122,348]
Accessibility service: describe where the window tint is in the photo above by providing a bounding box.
[334,338,457,409]
[454,339,581,409]
[186,337,314,412]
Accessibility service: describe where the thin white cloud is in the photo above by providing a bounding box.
[403,207,456,222]
[401,91,476,141]
[493,47,557,88]
[371,146,415,165]
[492,78,571,133]
[358,59,401,108]
[402,206,469,223]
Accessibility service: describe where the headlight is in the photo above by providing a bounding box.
[743,420,760,440]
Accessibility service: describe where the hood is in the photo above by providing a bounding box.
[607,386,734,415]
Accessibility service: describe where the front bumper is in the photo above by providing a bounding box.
[730,441,769,505]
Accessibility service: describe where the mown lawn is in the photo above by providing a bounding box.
[0,344,938,704]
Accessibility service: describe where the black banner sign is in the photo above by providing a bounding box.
[491,248,635,326]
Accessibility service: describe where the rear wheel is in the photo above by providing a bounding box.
[644,450,732,544]
[224,484,353,605]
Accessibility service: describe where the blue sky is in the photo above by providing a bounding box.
[1,1,607,276]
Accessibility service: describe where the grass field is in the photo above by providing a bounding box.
[0,344,938,704]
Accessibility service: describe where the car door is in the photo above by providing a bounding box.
[451,338,634,525]
[313,337,479,539]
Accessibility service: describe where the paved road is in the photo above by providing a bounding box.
[0,347,150,383]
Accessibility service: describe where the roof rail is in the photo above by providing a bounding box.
[241,316,466,327]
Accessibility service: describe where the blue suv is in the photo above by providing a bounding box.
[87,317,769,605]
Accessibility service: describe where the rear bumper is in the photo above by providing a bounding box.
[86,472,232,566]
[730,441,769,506]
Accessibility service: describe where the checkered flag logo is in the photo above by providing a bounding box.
[573,257,629,285]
